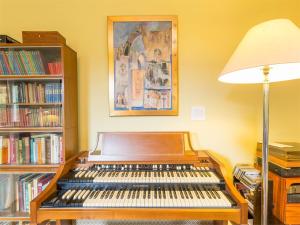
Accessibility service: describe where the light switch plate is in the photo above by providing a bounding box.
[191,106,206,121]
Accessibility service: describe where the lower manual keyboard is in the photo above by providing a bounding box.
[42,185,235,208]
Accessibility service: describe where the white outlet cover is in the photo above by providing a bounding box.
[191,106,206,121]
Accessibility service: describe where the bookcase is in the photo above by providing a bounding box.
[256,153,300,225]
[0,41,78,224]
[233,164,274,225]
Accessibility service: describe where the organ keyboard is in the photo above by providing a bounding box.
[31,132,248,225]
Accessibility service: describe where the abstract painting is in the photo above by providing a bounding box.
[108,16,178,116]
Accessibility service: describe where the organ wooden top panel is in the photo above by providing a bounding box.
[101,132,187,157]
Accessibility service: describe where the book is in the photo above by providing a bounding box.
[233,164,261,191]
[0,50,48,75]
[257,142,300,161]
[15,173,53,212]
[0,134,62,164]
[0,83,8,104]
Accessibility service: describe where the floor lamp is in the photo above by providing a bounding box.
[218,19,300,225]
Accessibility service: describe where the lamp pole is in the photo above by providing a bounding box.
[262,65,270,225]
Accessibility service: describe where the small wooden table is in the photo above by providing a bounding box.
[256,152,300,225]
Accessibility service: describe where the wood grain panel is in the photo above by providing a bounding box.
[101,132,185,156]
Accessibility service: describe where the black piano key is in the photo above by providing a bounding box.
[195,186,205,199]
[136,188,140,199]
[192,186,200,199]
[143,188,146,199]
[127,189,132,199]
[182,186,189,199]
[121,188,126,199]
[186,186,193,199]
[109,189,114,199]
[158,187,162,199]
[172,186,178,199]
[88,190,96,199]
[192,170,198,177]
[204,188,212,199]
[132,189,136,199]
[205,170,211,177]
[209,189,216,199]
[105,190,111,199]
[100,190,107,199]
[169,188,173,199]
[147,187,151,199]
[213,190,221,199]
[93,190,100,199]
[178,186,184,199]
[116,189,122,199]
[162,186,166,199]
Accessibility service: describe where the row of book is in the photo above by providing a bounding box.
[48,62,62,74]
[234,182,256,215]
[233,164,261,191]
[0,50,46,75]
[0,106,62,127]
[0,82,63,104]
[16,174,54,212]
[0,134,63,164]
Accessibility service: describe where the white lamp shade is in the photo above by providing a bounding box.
[219,19,300,83]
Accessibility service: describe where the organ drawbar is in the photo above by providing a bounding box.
[31,132,248,225]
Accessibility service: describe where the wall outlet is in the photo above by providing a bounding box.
[191,106,206,121]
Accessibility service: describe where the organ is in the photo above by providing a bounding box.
[30,132,248,225]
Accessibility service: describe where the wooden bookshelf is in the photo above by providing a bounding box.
[0,39,78,223]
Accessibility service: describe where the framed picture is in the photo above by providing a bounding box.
[108,16,178,116]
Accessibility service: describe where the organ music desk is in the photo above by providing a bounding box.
[30,132,248,225]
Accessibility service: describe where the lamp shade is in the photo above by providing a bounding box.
[219,19,300,83]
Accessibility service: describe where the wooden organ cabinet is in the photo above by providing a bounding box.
[30,132,248,225]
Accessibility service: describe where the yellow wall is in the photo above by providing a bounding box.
[269,79,300,142]
[1,0,300,168]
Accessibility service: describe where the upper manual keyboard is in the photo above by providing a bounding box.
[59,164,222,184]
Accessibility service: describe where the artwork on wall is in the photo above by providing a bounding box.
[108,16,178,116]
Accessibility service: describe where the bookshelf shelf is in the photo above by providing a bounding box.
[0,211,30,221]
[0,75,63,80]
[0,103,63,106]
[0,127,63,133]
[0,37,78,223]
[0,164,60,173]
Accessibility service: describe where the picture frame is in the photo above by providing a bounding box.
[108,16,178,116]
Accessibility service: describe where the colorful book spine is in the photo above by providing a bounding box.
[0,50,53,75]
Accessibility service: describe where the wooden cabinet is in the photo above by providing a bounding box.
[256,153,300,224]
[0,40,78,224]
